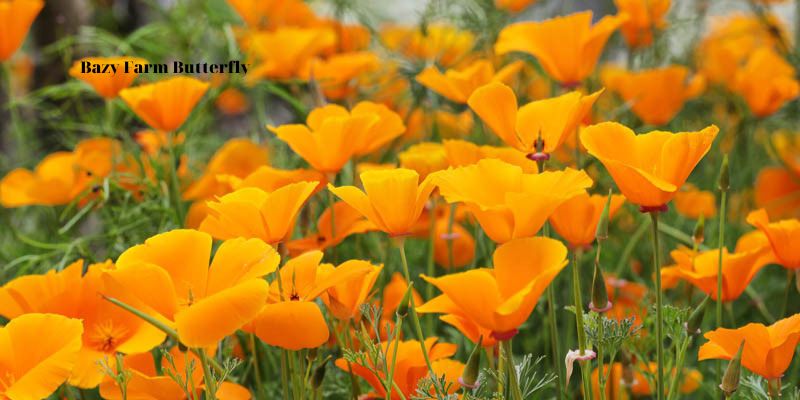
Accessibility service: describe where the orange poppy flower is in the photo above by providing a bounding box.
[733,47,800,118]
[183,139,269,200]
[661,246,769,301]
[300,51,379,100]
[549,192,625,248]
[119,76,210,132]
[416,59,524,104]
[380,25,475,68]
[215,87,250,116]
[0,313,82,399]
[590,362,701,399]
[199,182,318,244]
[755,167,800,219]
[244,27,335,81]
[68,56,147,99]
[495,11,627,85]
[270,102,405,173]
[433,218,476,269]
[746,208,800,269]
[601,65,705,126]
[699,313,800,379]
[467,82,602,156]
[442,139,539,173]
[605,276,648,325]
[399,142,449,180]
[614,0,671,48]
[100,347,251,400]
[322,261,383,320]
[230,165,326,193]
[0,0,44,61]
[495,0,537,13]
[404,108,475,142]
[105,229,280,348]
[580,122,718,208]
[287,201,376,256]
[134,130,185,155]
[432,159,592,243]
[317,20,371,54]
[250,251,372,350]
[0,260,167,388]
[418,236,567,338]
[334,338,461,399]
[328,168,435,237]
[673,184,717,219]
[225,0,317,30]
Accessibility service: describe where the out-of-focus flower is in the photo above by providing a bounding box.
[134,130,185,155]
[601,65,704,126]
[433,218,476,269]
[419,237,567,339]
[443,139,539,173]
[215,87,250,115]
[0,260,166,388]
[250,251,372,350]
[119,76,210,132]
[225,0,317,30]
[381,25,475,67]
[590,362,701,399]
[549,192,625,248]
[287,201,376,256]
[183,138,269,200]
[399,142,449,180]
[495,11,627,85]
[733,47,800,118]
[604,276,648,325]
[614,0,671,48]
[0,0,44,61]
[199,182,318,244]
[335,338,461,398]
[699,313,800,379]
[747,208,800,269]
[329,168,435,237]
[244,27,336,81]
[322,260,382,320]
[433,159,592,243]
[404,109,474,142]
[318,20,371,54]
[106,230,279,348]
[674,184,717,219]
[69,56,148,99]
[755,167,800,219]
[468,82,602,156]
[495,0,537,13]
[0,313,82,399]
[416,59,524,104]
[581,122,718,208]
[271,102,405,173]
[301,51,379,100]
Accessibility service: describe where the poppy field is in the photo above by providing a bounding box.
[2,0,800,399]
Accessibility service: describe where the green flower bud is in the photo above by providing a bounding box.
[595,189,614,242]
[396,282,415,318]
[718,154,730,192]
[459,336,483,389]
[311,358,330,390]
[686,296,710,335]
[693,214,705,246]
[719,340,744,397]
[590,260,611,312]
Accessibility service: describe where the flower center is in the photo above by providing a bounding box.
[88,319,129,352]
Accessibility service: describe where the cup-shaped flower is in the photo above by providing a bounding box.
[495,11,627,85]
[674,184,716,220]
[0,313,82,400]
[244,27,335,81]
[0,0,44,61]
[299,51,379,100]
[199,182,318,244]
[699,313,800,379]
[601,65,705,126]
[580,122,718,208]
[418,237,568,338]
[549,192,625,248]
[416,59,524,104]
[119,76,210,132]
[661,247,769,302]
[433,159,592,243]
[288,201,376,256]
[468,82,602,156]
[746,208,800,269]
[322,261,383,320]
[399,142,449,180]
[183,138,270,200]
[733,47,800,118]
[443,139,539,173]
[380,25,474,68]
[225,0,316,30]
[328,168,435,237]
[105,229,280,348]
[270,102,405,173]
[69,56,148,99]
[614,0,671,48]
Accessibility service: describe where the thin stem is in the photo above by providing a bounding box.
[571,250,593,400]
[446,203,456,269]
[249,333,263,396]
[614,215,649,276]
[167,132,185,226]
[503,340,524,400]
[716,190,727,386]
[199,349,218,400]
[597,319,606,400]
[425,199,437,334]
[546,286,564,400]
[650,212,665,400]
[327,188,337,263]
[667,336,690,400]
[385,316,404,400]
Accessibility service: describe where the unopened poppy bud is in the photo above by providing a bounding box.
[718,154,729,192]
[719,340,744,397]
[595,190,613,241]
[589,260,611,312]
[459,336,482,389]
[767,377,782,399]
[686,296,710,335]
[311,357,330,390]
[693,215,705,246]
[396,282,415,318]
[306,348,318,363]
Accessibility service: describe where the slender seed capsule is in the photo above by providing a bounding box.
[719,340,744,398]
[590,260,611,312]
[311,357,330,390]
[718,154,730,192]
[693,214,706,246]
[459,336,483,389]
[396,282,415,318]
[595,189,614,241]
[686,296,710,335]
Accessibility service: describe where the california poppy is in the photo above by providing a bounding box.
[699,313,800,379]
[380,24,474,68]
[0,313,82,399]
[733,47,800,118]
[590,362,701,399]
[244,27,335,81]
[495,11,627,85]
[673,184,717,219]
[404,109,474,143]
[183,138,269,200]
[580,122,718,208]
[755,167,800,219]
[433,158,592,243]
[661,247,769,301]
[105,229,280,348]
[69,56,148,99]
[467,82,602,157]
[746,208,800,269]
[199,182,318,244]
[605,276,648,325]
[215,87,250,116]
[399,142,449,180]
[549,192,625,248]
[416,59,524,104]
[300,51,379,100]
[225,0,316,30]
[614,0,671,48]
[119,76,210,132]
[495,0,537,13]
[0,0,44,61]
[443,139,539,173]
[322,260,383,320]
[418,236,567,339]
[328,168,435,237]
[287,201,376,256]
[601,65,705,126]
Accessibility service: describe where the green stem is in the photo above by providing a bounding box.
[446,203,456,269]
[571,250,593,400]
[650,212,665,400]
[716,190,727,387]
[199,349,218,399]
[667,337,690,400]
[425,198,437,334]
[503,340,524,400]
[385,316,404,400]
[546,286,564,400]
[249,333,263,396]
[327,187,337,263]
[614,215,649,276]
[2,62,29,161]
[597,319,606,400]
[167,133,185,226]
